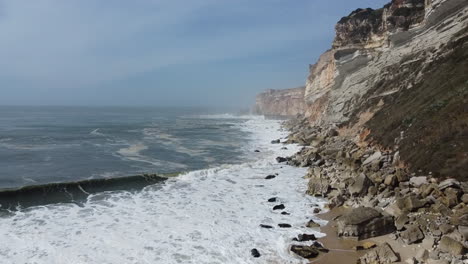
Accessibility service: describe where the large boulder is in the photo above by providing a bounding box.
[290,245,320,259]
[349,174,372,197]
[396,194,426,212]
[359,243,399,264]
[307,176,330,197]
[438,236,466,255]
[362,151,382,166]
[410,176,427,188]
[438,178,460,190]
[337,207,395,240]
[400,225,424,244]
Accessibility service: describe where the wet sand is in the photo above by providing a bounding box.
[311,207,366,264]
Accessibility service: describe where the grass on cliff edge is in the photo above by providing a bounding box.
[364,33,468,180]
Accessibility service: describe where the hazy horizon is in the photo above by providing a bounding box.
[0,0,388,108]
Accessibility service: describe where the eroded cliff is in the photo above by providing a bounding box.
[259,0,468,179]
[254,87,306,118]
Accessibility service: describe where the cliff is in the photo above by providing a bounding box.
[254,87,306,117]
[258,0,468,179]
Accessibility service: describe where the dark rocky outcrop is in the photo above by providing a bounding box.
[251,248,261,258]
[290,245,320,259]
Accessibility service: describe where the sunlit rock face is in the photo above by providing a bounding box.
[254,87,306,118]
[304,0,467,126]
[257,0,467,178]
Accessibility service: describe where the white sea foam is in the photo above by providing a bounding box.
[190,114,263,120]
[90,128,106,136]
[0,117,327,264]
[116,143,187,170]
[117,143,149,156]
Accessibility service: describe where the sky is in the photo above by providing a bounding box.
[0,0,389,108]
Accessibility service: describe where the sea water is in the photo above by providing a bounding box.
[0,106,326,264]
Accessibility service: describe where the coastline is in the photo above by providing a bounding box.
[279,117,468,263]
[0,116,327,263]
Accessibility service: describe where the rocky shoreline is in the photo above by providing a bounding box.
[277,117,467,263]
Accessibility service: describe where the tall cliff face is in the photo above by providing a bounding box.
[254,87,306,117]
[256,0,468,179]
[304,0,468,179]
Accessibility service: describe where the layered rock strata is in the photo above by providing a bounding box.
[254,87,306,118]
[256,0,467,262]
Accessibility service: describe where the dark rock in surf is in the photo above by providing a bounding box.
[278,223,292,228]
[273,204,285,210]
[276,157,287,163]
[265,175,276,180]
[281,211,290,215]
[293,234,317,242]
[290,245,320,259]
[271,139,280,144]
[268,197,277,202]
[254,150,260,153]
[306,219,320,228]
[260,224,273,229]
[251,248,261,258]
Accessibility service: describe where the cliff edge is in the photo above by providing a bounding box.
[258,0,468,179]
[254,87,306,118]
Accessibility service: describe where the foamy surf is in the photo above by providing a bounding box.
[0,117,326,264]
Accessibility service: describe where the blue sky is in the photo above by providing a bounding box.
[0,0,389,107]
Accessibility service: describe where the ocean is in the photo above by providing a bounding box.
[0,106,325,264]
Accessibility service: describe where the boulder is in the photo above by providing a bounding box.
[359,243,399,264]
[251,248,261,258]
[400,225,425,244]
[267,197,277,202]
[337,207,395,240]
[461,194,468,204]
[384,174,397,187]
[273,204,285,210]
[306,219,320,228]
[278,223,291,228]
[395,169,409,182]
[439,235,466,255]
[395,214,409,230]
[410,176,427,188]
[276,157,287,163]
[290,245,320,259]
[271,139,280,144]
[458,225,468,241]
[307,177,330,197]
[260,224,273,229]
[438,178,460,190]
[396,194,427,212]
[362,151,382,166]
[415,248,429,262]
[442,187,460,208]
[439,224,454,235]
[349,174,371,197]
[265,175,276,180]
[293,234,317,242]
